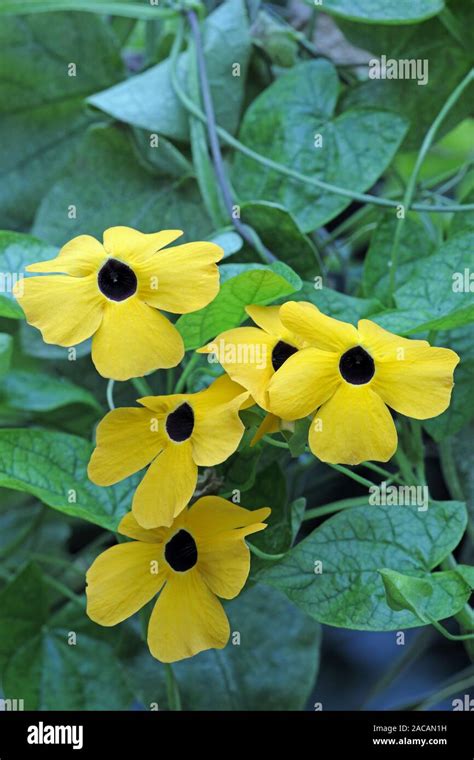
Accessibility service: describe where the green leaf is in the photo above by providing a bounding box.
[451,168,474,237]
[217,445,263,495]
[449,425,474,529]
[424,326,474,440]
[88,0,251,142]
[393,232,474,333]
[33,124,213,247]
[251,9,299,68]
[0,566,133,710]
[369,309,426,335]
[125,584,321,711]
[186,35,228,228]
[176,262,302,350]
[317,0,444,23]
[0,231,57,319]
[243,462,293,555]
[393,120,474,198]
[0,565,47,672]
[190,115,228,228]
[0,497,71,574]
[340,14,473,149]
[287,418,312,458]
[0,370,101,415]
[0,12,123,229]
[380,568,473,623]
[189,115,228,232]
[0,334,13,376]
[257,500,467,630]
[291,497,307,541]
[0,428,135,531]
[455,564,474,587]
[363,215,436,304]
[233,59,408,232]
[132,128,193,179]
[210,229,243,258]
[293,281,383,323]
[0,0,177,19]
[18,323,92,360]
[240,201,321,279]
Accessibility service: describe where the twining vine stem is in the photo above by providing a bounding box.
[164,662,182,710]
[174,352,200,393]
[131,376,153,397]
[248,543,286,560]
[106,379,115,410]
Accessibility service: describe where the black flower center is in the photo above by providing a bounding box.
[166,402,194,442]
[271,340,298,372]
[165,529,198,572]
[98,258,137,301]
[339,345,375,385]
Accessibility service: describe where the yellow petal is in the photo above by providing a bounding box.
[91,297,184,380]
[103,227,183,265]
[141,375,245,416]
[27,235,106,276]
[187,500,269,600]
[88,407,166,486]
[137,241,223,313]
[147,569,230,662]
[245,304,283,335]
[137,394,187,418]
[358,319,429,360]
[187,496,270,539]
[309,383,397,465]
[250,412,280,446]
[371,344,460,419]
[132,441,197,529]
[246,303,306,349]
[193,373,249,407]
[190,376,248,466]
[280,301,359,352]
[118,511,168,544]
[196,535,250,600]
[191,402,246,466]
[240,393,256,411]
[198,327,276,409]
[86,541,166,626]
[267,347,340,420]
[15,274,104,346]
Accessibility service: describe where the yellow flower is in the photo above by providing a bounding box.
[14,227,223,381]
[198,304,305,410]
[86,499,270,663]
[250,411,281,446]
[267,301,460,465]
[88,374,249,528]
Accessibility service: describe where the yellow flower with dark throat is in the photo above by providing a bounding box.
[88,374,250,528]
[267,301,459,465]
[14,227,223,381]
[86,499,270,662]
[198,304,306,410]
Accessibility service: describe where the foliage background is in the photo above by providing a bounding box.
[0,0,473,711]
